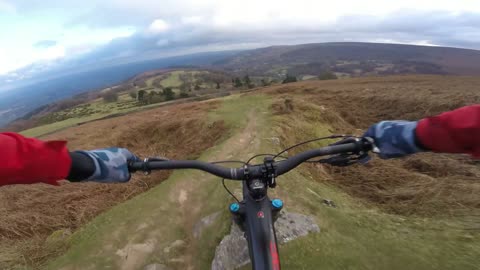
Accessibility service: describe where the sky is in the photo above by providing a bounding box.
[1,0,480,82]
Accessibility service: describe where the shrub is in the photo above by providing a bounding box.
[318,71,338,80]
[282,74,297,84]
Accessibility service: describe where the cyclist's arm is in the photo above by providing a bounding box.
[416,104,480,158]
[0,132,138,186]
[0,132,72,186]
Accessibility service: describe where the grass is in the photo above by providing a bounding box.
[265,170,479,270]
[145,70,205,89]
[208,93,269,131]
[21,69,228,137]
[21,105,134,137]
[159,71,184,88]
[21,91,204,137]
[21,114,110,137]
[263,96,480,270]
[38,81,480,269]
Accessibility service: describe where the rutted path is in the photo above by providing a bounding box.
[165,110,261,269]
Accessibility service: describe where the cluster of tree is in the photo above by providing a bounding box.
[282,74,297,84]
[132,87,188,105]
[287,62,331,77]
[179,73,195,91]
[151,77,164,88]
[261,78,271,86]
[318,71,338,80]
[232,75,255,89]
[391,60,446,75]
[186,71,231,91]
[331,61,376,74]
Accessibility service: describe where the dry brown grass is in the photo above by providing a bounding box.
[3,75,480,268]
[0,100,227,268]
[266,75,480,221]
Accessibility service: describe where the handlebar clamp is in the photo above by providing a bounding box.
[263,157,277,188]
[142,158,152,175]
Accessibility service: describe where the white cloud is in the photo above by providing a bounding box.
[3,0,480,77]
[0,25,135,75]
[37,44,65,60]
[147,19,170,34]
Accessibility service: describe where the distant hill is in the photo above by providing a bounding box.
[3,42,480,127]
[215,42,480,78]
[0,51,237,127]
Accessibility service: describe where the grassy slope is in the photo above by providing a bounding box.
[21,106,137,137]
[21,98,193,138]
[47,92,479,270]
[160,71,185,88]
[144,70,195,88]
[21,71,215,138]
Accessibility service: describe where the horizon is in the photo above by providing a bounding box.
[1,0,480,84]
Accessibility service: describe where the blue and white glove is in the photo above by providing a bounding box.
[77,148,139,183]
[363,121,423,159]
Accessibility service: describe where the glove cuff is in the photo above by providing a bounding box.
[401,121,423,154]
[74,151,102,181]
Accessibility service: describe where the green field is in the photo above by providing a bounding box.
[159,71,184,88]
[21,96,138,137]
[144,71,204,89]
[21,69,228,138]
[46,93,480,270]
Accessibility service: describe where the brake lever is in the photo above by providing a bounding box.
[321,137,374,166]
[319,154,355,167]
[363,137,380,154]
[131,157,170,175]
[357,153,371,164]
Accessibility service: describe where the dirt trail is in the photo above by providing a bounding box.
[114,110,262,270]
[168,111,260,269]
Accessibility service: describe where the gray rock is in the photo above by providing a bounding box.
[270,137,281,145]
[194,211,222,239]
[211,223,249,270]
[144,263,170,270]
[275,212,320,244]
[211,211,320,270]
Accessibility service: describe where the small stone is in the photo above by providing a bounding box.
[169,257,186,263]
[323,199,336,208]
[193,212,222,239]
[163,239,186,253]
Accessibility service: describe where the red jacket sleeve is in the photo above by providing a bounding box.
[416,105,480,158]
[0,132,71,186]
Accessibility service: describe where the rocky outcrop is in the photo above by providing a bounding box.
[211,211,320,270]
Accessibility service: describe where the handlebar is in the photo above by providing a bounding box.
[129,159,246,180]
[129,138,372,181]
